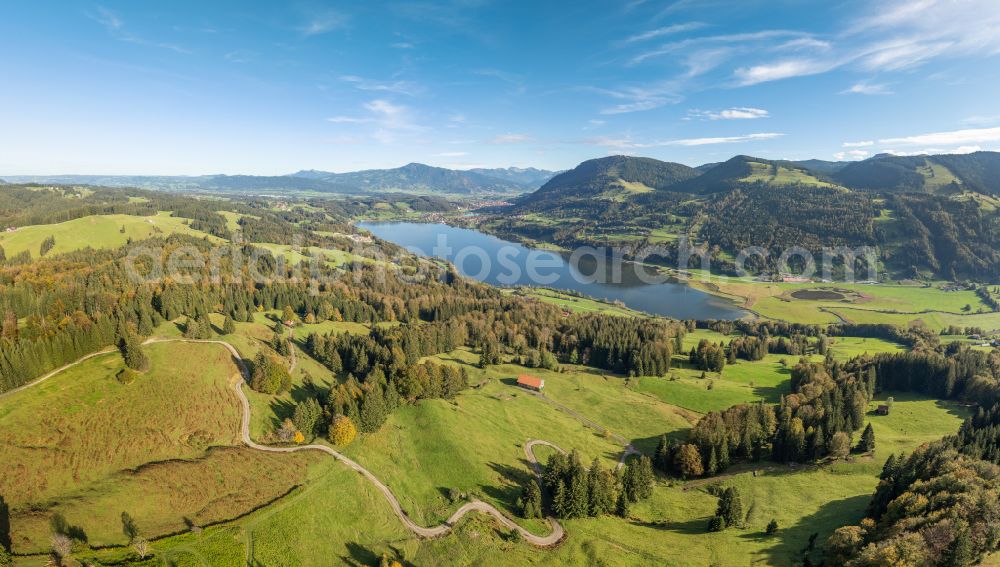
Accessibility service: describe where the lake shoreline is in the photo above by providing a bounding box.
[357,220,750,321]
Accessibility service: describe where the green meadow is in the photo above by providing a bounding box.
[0,212,220,257]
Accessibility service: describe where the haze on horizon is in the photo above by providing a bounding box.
[2,0,1000,176]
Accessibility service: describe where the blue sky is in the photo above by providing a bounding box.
[2,0,1000,175]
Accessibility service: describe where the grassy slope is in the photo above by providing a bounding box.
[62,357,967,567]
[0,212,220,257]
[153,312,366,441]
[345,348,628,529]
[688,273,996,329]
[0,342,318,553]
[505,287,640,317]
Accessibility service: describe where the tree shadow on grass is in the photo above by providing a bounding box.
[482,461,534,509]
[0,495,10,551]
[266,398,295,429]
[341,542,416,567]
[742,493,870,566]
[751,382,789,404]
[658,516,710,535]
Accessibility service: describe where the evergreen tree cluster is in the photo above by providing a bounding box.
[677,356,874,477]
[540,450,654,519]
[689,339,725,372]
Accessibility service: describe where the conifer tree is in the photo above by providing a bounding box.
[117,328,149,372]
[857,423,876,453]
[615,489,630,518]
[716,487,743,529]
[519,480,543,519]
[292,398,322,438]
[222,315,236,335]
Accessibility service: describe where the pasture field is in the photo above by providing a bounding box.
[506,287,640,317]
[254,242,369,268]
[686,272,995,329]
[35,372,968,567]
[346,348,630,529]
[0,342,318,554]
[153,311,366,441]
[0,212,220,257]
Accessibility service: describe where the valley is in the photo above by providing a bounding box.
[1,165,999,566]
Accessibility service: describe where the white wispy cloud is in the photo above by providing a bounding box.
[340,75,423,96]
[585,132,783,149]
[327,116,372,124]
[88,6,190,54]
[92,6,123,31]
[833,150,870,160]
[433,151,468,157]
[628,30,810,66]
[734,58,838,86]
[623,22,705,43]
[841,81,893,95]
[224,50,254,64]
[589,82,682,114]
[663,132,784,146]
[490,134,533,144]
[843,140,875,148]
[326,99,423,144]
[299,10,347,36]
[962,115,1000,126]
[391,42,415,49]
[729,0,1000,86]
[882,145,982,156]
[688,107,769,120]
[878,126,1000,147]
[583,137,651,149]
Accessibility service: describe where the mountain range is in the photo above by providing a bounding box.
[2,164,559,196]
[518,151,1000,209]
[6,151,1000,201]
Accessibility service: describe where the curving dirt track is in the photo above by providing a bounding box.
[6,338,566,547]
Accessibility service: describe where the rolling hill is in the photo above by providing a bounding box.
[3,163,552,196]
[290,162,534,194]
[468,166,558,187]
[507,151,1000,279]
[829,151,1000,194]
[519,155,699,208]
[668,155,835,193]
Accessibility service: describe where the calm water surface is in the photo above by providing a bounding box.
[357,221,747,320]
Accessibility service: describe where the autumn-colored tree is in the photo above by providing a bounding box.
[281,305,299,325]
[50,533,72,563]
[674,444,704,479]
[250,352,291,394]
[829,431,851,459]
[132,538,150,559]
[329,415,357,446]
[1,310,16,340]
[276,418,297,443]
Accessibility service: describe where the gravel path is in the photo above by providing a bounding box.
[10,337,566,547]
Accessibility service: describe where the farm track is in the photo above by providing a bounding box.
[6,338,566,548]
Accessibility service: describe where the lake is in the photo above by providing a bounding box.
[357,221,747,320]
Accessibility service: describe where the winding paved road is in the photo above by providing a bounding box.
[6,338,566,547]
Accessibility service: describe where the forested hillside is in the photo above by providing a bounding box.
[505,151,1000,279]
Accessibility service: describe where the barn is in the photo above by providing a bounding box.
[516,374,544,391]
